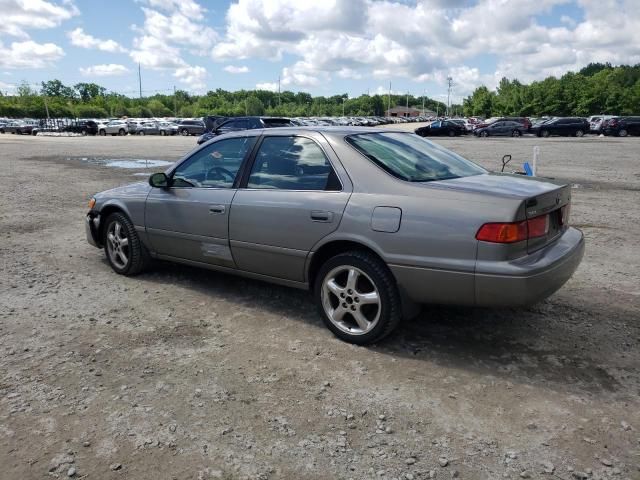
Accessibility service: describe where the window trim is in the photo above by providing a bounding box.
[239,134,344,193]
[167,135,258,190]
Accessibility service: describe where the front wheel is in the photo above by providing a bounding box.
[315,251,402,345]
[575,129,584,137]
[138,131,145,136]
[619,129,628,137]
[448,129,455,137]
[512,130,521,137]
[181,128,189,136]
[160,130,166,136]
[99,129,106,136]
[541,130,550,138]
[103,212,150,276]
[481,131,489,137]
[118,129,126,136]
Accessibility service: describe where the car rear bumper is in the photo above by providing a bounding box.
[474,227,584,307]
[85,213,101,248]
[390,227,584,307]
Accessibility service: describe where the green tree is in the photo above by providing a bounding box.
[244,96,265,115]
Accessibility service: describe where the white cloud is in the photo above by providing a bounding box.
[211,0,640,97]
[79,63,130,77]
[174,65,207,91]
[0,0,78,38]
[223,65,250,74]
[67,28,126,53]
[129,0,215,91]
[0,40,64,69]
[256,82,278,92]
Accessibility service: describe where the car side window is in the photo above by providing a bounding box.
[221,119,248,131]
[247,136,341,191]
[172,136,255,188]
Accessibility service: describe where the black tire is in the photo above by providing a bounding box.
[181,128,189,136]
[118,128,126,136]
[481,131,489,137]
[99,129,106,136]
[619,129,628,137]
[575,129,584,137]
[138,130,145,136]
[448,129,455,137]
[81,129,87,136]
[103,212,150,276]
[314,250,402,345]
[512,130,521,137]
[160,130,166,136]
[541,130,550,138]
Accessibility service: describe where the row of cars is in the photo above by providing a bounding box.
[414,115,640,138]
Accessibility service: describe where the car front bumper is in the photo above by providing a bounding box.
[390,227,584,307]
[85,213,101,248]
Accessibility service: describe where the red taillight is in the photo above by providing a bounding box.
[476,214,550,244]
[527,214,549,238]
[476,221,527,243]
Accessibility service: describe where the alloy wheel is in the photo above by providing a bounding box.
[106,220,130,270]
[321,266,381,335]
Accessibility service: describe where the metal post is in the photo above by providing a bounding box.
[422,90,425,115]
[388,82,391,116]
[446,76,453,117]
[278,75,281,106]
[138,63,142,99]
[173,85,177,117]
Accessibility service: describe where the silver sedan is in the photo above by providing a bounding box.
[86,127,584,344]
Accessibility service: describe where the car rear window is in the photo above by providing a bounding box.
[346,132,486,182]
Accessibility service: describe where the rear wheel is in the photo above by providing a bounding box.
[480,131,489,137]
[138,130,145,136]
[99,129,106,136]
[541,130,550,138]
[511,130,521,137]
[575,129,584,137]
[619,129,628,137]
[181,128,189,136]
[103,212,150,276]
[315,251,402,345]
[160,130,166,136]
[448,129,455,137]
[118,128,126,136]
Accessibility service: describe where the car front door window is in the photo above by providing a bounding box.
[172,137,255,188]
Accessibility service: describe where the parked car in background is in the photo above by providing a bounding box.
[414,120,466,137]
[197,116,293,144]
[448,118,474,132]
[3,120,37,135]
[64,120,99,136]
[474,120,525,137]
[85,127,584,344]
[136,121,179,136]
[587,115,616,134]
[602,116,640,137]
[98,120,128,136]
[473,117,531,131]
[530,117,589,137]
[177,119,206,136]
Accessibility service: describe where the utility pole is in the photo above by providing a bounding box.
[387,82,391,116]
[342,98,345,116]
[422,89,425,115]
[43,95,50,120]
[173,85,177,117]
[446,76,453,117]
[406,92,409,111]
[138,63,142,99]
[277,75,281,106]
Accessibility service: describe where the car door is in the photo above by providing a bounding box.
[491,122,505,135]
[145,135,257,267]
[217,119,249,135]
[229,133,352,282]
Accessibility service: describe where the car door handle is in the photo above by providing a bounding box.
[209,205,226,214]
[310,210,333,222]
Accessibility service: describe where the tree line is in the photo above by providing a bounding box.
[0,80,449,119]
[463,63,640,118]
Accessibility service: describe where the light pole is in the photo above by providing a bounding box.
[342,97,345,116]
[422,89,426,115]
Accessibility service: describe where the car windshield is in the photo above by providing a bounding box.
[346,132,486,182]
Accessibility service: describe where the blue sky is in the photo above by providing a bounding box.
[1,0,638,101]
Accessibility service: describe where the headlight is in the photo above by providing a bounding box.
[88,197,96,209]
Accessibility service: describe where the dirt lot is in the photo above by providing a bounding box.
[1,130,639,480]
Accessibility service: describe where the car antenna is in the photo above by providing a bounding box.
[500,154,512,172]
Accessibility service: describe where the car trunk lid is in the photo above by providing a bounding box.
[524,183,571,252]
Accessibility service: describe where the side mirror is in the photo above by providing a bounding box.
[149,172,170,188]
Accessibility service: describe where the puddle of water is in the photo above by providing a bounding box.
[105,159,173,169]
[68,157,174,170]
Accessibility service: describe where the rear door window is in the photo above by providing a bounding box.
[247,136,340,191]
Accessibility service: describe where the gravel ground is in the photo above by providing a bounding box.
[1,130,639,480]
